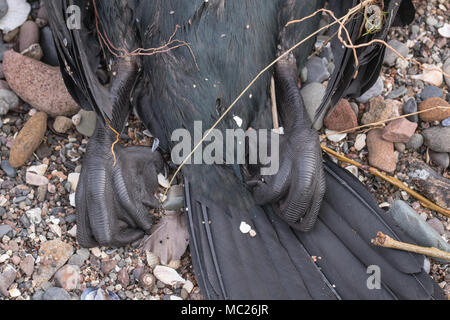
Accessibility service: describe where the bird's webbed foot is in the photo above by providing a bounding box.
[246,56,326,232]
[75,121,164,247]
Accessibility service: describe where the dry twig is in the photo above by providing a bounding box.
[321,145,450,217]
[372,232,450,261]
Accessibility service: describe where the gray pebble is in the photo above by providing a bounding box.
[386,86,406,99]
[422,127,450,153]
[356,77,383,104]
[403,98,418,123]
[383,40,408,67]
[0,89,18,115]
[0,0,7,20]
[428,150,449,168]
[43,287,72,300]
[305,57,330,84]
[420,86,443,101]
[0,224,12,238]
[1,159,15,178]
[32,290,45,301]
[300,82,326,130]
[406,133,423,150]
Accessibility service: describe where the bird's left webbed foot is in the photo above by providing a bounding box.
[246,56,326,232]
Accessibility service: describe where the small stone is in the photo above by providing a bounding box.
[426,218,445,235]
[381,118,417,143]
[354,133,366,151]
[394,142,406,153]
[356,77,384,104]
[68,254,84,267]
[386,86,407,99]
[0,265,16,296]
[419,98,450,122]
[420,86,443,101]
[422,65,443,87]
[437,23,450,38]
[428,150,449,168]
[305,57,330,84]
[443,117,450,127]
[37,185,47,201]
[53,116,73,133]
[361,97,399,125]
[0,89,18,115]
[20,255,35,277]
[325,129,347,143]
[26,172,49,186]
[426,16,438,27]
[300,82,326,130]
[422,127,450,153]
[22,43,44,61]
[75,110,97,137]
[28,164,48,176]
[153,265,185,286]
[0,224,12,238]
[19,21,39,52]
[118,268,129,287]
[9,112,47,168]
[3,51,78,116]
[383,40,408,67]
[403,98,418,123]
[43,287,71,300]
[33,240,74,288]
[32,290,44,301]
[25,208,42,224]
[0,0,30,33]
[324,99,358,131]
[54,265,80,291]
[8,288,20,298]
[1,159,15,178]
[182,280,194,294]
[101,260,117,274]
[67,225,77,238]
[367,129,396,173]
[406,134,424,150]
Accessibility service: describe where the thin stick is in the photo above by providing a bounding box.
[372,232,450,261]
[321,145,450,217]
[320,106,450,139]
[270,77,279,130]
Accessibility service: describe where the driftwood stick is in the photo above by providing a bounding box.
[321,145,450,218]
[372,232,450,261]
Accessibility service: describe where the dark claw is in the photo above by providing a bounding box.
[75,122,164,247]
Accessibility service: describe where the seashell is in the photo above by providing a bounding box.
[153,265,186,286]
[72,113,81,126]
[249,229,257,238]
[138,273,155,289]
[239,221,251,234]
[0,0,31,33]
[438,23,450,38]
[166,259,181,270]
[158,173,170,188]
[81,287,119,300]
[146,251,160,269]
[21,43,43,61]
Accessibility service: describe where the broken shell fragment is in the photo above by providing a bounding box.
[153,265,186,286]
[138,273,156,289]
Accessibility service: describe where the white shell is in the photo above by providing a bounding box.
[158,173,170,188]
[325,129,347,143]
[146,251,160,268]
[0,0,31,33]
[239,221,251,234]
[354,134,367,151]
[153,265,186,286]
[438,23,450,38]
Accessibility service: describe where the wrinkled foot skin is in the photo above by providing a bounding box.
[248,56,326,232]
[76,121,164,247]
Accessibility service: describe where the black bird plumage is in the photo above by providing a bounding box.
[45,0,444,299]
